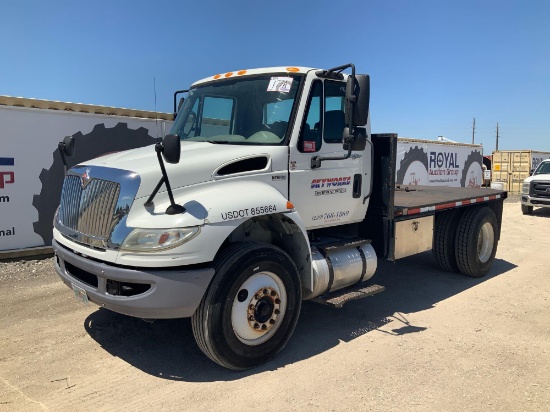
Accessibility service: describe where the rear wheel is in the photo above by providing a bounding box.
[455,207,498,277]
[521,204,533,215]
[433,209,461,272]
[192,242,301,370]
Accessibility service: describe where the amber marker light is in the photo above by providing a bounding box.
[286,201,294,209]
[214,74,221,79]
[237,70,247,75]
[225,72,233,78]
[286,67,300,72]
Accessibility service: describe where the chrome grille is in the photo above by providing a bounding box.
[59,175,121,239]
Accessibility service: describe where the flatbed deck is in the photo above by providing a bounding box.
[393,185,507,217]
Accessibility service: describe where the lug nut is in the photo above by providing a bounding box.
[275,298,281,304]
[274,309,280,315]
[254,323,260,329]
[261,324,268,330]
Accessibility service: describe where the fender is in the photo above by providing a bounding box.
[118,180,303,267]
[126,180,291,228]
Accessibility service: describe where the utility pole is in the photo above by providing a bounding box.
[472,117,476,144]
[495,122,499,151]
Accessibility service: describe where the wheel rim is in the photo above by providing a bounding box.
[231,271,287,346]
[477,221,494,263]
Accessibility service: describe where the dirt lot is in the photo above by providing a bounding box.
[1,199,549,412]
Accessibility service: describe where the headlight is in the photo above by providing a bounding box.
[121,227,200,252]
[522,182,530,194]
[53,206,60,228]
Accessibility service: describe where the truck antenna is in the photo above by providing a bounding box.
[154,77,159,140]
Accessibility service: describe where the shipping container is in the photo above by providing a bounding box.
[491,150,550,193]
[0,95,173,252]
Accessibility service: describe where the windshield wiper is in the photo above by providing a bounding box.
[205,140,230,144]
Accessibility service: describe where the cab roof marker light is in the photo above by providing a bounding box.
[286,67,300,72]
[214,74,221,79]
[237,70,247,75]
[225,72,233,78]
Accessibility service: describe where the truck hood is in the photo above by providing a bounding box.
[524,174,550,183]
[81,141,288,199]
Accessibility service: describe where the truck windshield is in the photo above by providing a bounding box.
[170,74,303,145]
[534,161,550,175]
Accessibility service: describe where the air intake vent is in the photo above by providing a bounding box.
[217,157,269,176]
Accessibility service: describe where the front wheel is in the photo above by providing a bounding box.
[521,204,533,215]
[455,206,499,277]
[192,242,302,370]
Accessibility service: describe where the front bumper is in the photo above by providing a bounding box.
[521,195,550,208]
[53,239,215,319]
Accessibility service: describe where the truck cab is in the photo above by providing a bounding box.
[168,66,372,228]
[521,159,550,214]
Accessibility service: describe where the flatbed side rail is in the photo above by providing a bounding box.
[394,192,507,217]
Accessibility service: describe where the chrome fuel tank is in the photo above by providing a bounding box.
[307,242,377,299]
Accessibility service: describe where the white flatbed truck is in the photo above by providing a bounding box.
[52,64,507,369]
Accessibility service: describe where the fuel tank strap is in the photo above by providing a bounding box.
[357,246,367,283]
[316,247,335,295]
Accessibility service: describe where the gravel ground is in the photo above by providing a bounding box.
[0,199,549,412]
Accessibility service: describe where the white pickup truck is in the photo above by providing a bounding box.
[521,158,550,214]
[52,64,507,369]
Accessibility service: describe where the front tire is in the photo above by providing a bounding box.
[455,207,498,277]
[192,242,302,370]
[521,204,533,215]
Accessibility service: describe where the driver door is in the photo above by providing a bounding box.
[289,78,368,229]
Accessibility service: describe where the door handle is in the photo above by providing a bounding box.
[353,174,362,198]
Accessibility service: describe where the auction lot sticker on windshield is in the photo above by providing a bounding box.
[267,77,293,92]
[72,283,89,305]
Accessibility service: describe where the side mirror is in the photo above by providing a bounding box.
[345,74,370,126]
[162,134,181,164]
[343,127,367,151]
[530,168,535,176]
[59,136,75,157]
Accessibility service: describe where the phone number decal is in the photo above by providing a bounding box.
[312,210,350,222]
[221,205,277,220]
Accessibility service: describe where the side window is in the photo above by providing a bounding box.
[298,80,322,152]
[323,81,346,143]
[200,96,234,137]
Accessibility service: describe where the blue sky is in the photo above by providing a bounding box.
[1,0,548,152]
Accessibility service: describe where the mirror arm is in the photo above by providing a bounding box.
[173,89,189,120]
[58,142,69,174]
[144,142,185,214]
[143,175,165,208]
[311,63,358,169]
